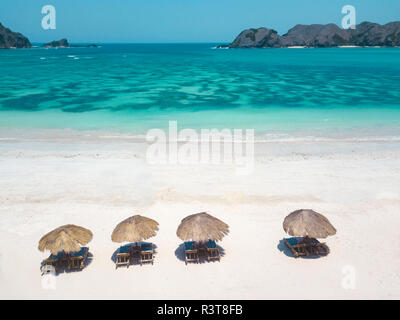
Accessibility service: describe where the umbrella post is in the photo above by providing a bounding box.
[302,235,312,244]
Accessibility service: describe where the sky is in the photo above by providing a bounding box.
[0,0,399,43]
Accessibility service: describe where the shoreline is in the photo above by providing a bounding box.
[2,125,400,142]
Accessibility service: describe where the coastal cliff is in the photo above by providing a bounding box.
[227,21,400,48]
[0,23,31,49]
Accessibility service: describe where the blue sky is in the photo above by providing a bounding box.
[0,0,399,43]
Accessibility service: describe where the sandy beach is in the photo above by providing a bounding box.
[0,129,399,299]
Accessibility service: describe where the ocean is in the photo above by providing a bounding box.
[1,43,400,140]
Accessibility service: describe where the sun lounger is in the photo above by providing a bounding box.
[206,240,220,261]
[283,237,329,257]
[116,245,131,269]
[68,247,89,270]
[184,241,199,265]
[129,244,141,255]
[309,238,330,255]
[283,238,309,257]
[139,243,154,265]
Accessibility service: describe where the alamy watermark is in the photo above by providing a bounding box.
[341,265,356,290]
[41,265,57,290]
[146,121,254,176]
[341,5,356,29]
[41,5,56,30]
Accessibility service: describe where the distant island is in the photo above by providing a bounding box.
[42,39,99,48]
[222,21,400,48]
[0,22,99,49]
[2,20,400,49]
[43,38,69,48]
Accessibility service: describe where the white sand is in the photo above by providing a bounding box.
[0,131,400,299]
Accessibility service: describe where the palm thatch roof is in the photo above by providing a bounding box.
[111,215,159,243]
[38,224,93,255]
[176,212,229,242]
[283,209,336,239]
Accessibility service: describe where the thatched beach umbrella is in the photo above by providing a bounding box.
[177,212,229,242]
[38,224,93,255]
[283,209,336,239]
[111,215,159,243]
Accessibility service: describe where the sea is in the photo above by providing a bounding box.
[1,43,400,141]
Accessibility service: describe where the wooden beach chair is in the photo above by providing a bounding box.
[283,238,309,257]
[116,245,131,269]
[206,240,220,262]
[309,238,330,256]
[184,241,199,265]
[284,238,329,257]
[68,247,89,270]
[139,243,154,266]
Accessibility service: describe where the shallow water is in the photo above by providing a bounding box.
[1,44,400,138]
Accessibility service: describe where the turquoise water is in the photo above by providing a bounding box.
[1,44,400,136]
